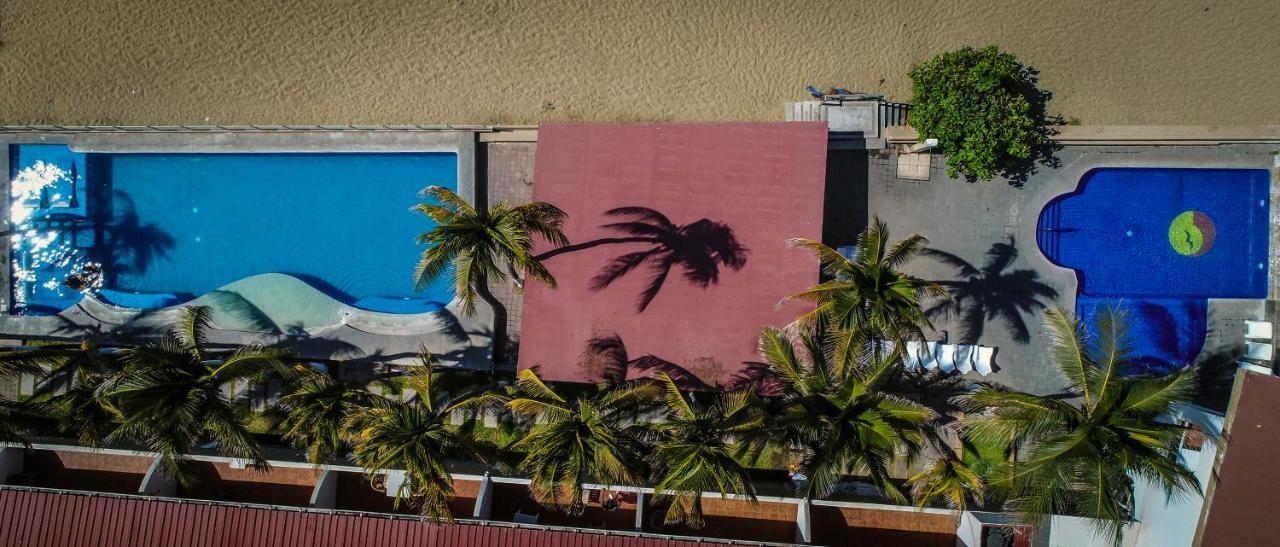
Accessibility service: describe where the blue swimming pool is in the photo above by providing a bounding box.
[1038,167,1271,372]
[8,144,458,315]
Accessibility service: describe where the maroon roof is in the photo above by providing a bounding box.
[518,122,827,387]
[1198,372,1280,546]
[0,487,768,547]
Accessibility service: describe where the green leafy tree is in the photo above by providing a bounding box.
[959,307,1203,544]
[504,369,658,515]
[343,357,489,522]
[908,45,1049,181]
[276,370,386,464]
[787,218,945,368]
[413,186,568,370]
[648,373,762,528]
[757,325,934,503]
[107,306,294,485]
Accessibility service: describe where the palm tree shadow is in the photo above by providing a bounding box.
[922,238,1058,344]
[576,331,716,390]
[537,207,748,312]
[95,191,175,279]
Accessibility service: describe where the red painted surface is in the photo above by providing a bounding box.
[519,122,827,387]
[0,488,750,547]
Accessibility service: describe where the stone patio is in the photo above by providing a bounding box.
[862,144,1278,397]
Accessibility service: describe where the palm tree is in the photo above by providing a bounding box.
[343,356,488,521]
[958,307,1202,544]
[535,207,747,312]
[0,347,48,445]
[906,432,985,510]
[107,306,293,485]
[276,370,385,464]
[922,238,1058,343]
[648,373,762,528]
[787,217,946,368]
[24,340,124,448]
[413,186,568,369]
[504,368,658,515]
[757,324,934,503]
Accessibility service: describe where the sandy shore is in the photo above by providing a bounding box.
[1,0,1277,125]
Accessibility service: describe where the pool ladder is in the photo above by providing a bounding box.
[1037,201,1064,263]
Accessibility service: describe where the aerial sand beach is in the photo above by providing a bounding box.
[1,0,1277,126]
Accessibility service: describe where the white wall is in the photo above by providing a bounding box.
[1128,405,1224,547]
[956,511,983,547]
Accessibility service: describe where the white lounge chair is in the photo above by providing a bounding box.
[1246,320,1273,340]
[1238,361,1273,375]
[974,347,994,375]
[954,345,976,374]
[935,344,958,373]
[918,341,938,370]
[903,341,924,371]
[1245,341,1273,361]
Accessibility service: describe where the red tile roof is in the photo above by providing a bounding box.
[518,122,828,387]
[1197,372,1280,546]
[0,487,777,547]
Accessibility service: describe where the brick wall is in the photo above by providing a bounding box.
[655,497,796,544]
[810,505,958,547]
[333,470,479,518]
[18,449,152,494]
[178,461,321,507]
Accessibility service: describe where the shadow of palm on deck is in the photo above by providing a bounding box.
[536,207,748,312]
[922,238,1058,344]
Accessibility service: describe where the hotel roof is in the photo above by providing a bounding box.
[517,122,827,387]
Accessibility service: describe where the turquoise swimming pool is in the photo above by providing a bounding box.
[8,144,458,315]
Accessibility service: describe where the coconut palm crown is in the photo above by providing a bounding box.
[787,217,946,368]
[343,354,490,522]
[412,186,567,369]
[106,306,293,485]
[503,368,659,515]
[757,324,934,503]
[958,307,1203,544]
[648,372,762,528]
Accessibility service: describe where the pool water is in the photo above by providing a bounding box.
[8,144,458,315]
[1038,167,1270,372]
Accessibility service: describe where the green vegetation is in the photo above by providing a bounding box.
[0,222,1203,541]
[958,307,1204,544]
[908,45,1049,181]
[412,186,568,370]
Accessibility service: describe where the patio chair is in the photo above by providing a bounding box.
[1246,320,1273,340]
[934,344,958,373]
[954,345,976,374]
[918,341,938,370]
[974,347,995,375]
[1238,361,1273,375]
[903,341,925,370]
[513,511,539,525]
[1245,341,1273,361]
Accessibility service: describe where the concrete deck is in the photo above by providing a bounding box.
[862,144,1277,396]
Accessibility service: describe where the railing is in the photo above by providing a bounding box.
[879,101,912,128]
[1037,200,1064,263]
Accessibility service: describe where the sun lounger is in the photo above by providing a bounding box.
[954,345,976,374]
[903,341,923,370]
[974,347,994,375]
[1238,361,1273,375]
[935,344,958,373]
[1246,320,1273,340]
[918,341,939,370]
[1245,341,1273,361]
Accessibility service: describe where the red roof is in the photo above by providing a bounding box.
[1198,372,1280,546]
[518,123,827,387]
[0,487,768,547]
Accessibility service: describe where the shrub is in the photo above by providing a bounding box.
[908,46,1048,181]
